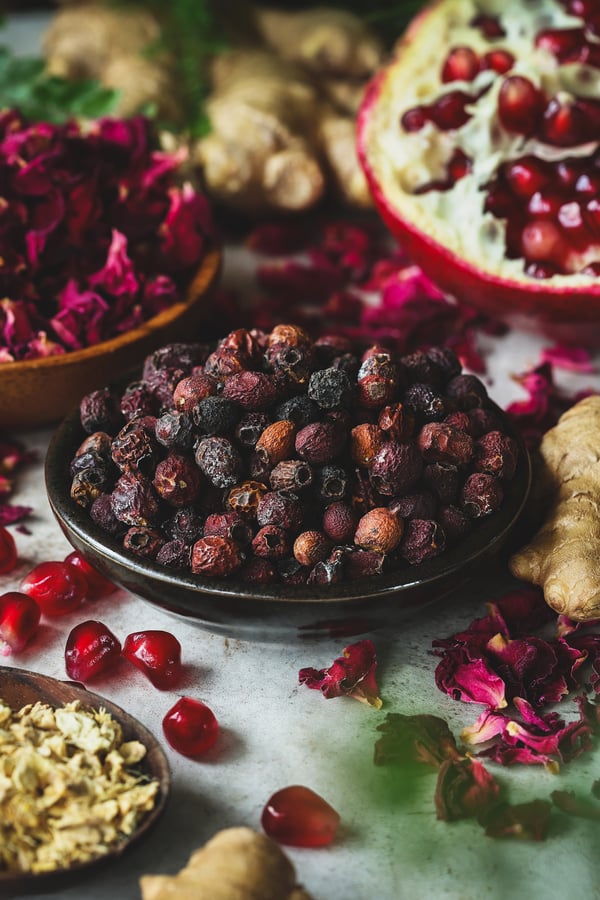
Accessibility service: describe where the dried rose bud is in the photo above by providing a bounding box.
[221,371,278,411]
[269,459,314,493]
[400,519,446,565]
[295,420,346,465]
[370,441,423,496]
[252,525,291,559]
[111,471,160,527]
[322,501,358,543]
[123,526,165,559]
[204,511,253,546]
[239,556,279,584]
[378,403,415,442]
[461,473,504,518]
[257,491,304,532]
[191,536,244,576]
[293,531,331,567]
[194,436,242,489]
[350,424,386,468]
[417,423,474,466]
[153,452,202,506]
[226,480,268,519]
[474,431,519,480]
[255,420,296,466]
[388,491,437,521]
[173,372,218,412]
[354,508,403,554]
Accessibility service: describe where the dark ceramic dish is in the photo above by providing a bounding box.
[0,666,170,898]
[46,406,531,642]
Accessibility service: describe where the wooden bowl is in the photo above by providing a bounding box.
[0,246,221,430]
[0,666,170,897]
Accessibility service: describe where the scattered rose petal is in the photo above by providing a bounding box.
[479,799,552,840]
[540,344,596,373]
[374,713,461,769]
[299,638,382,708]
[434,647,508,709]
[434,757,500,821]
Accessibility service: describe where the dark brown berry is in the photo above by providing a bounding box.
[203,512,253,546]
[350,424,386,467]
[123,526,165,559]
[474,431,519,479]
[322,501,358,543]
[252,525,291,559]
[80,388,121,434]
[111,471,160,527]
[461,473,504,517]
[255,420,296,465]
[222,371,278,411]
[226,481,268,519]
[417,422,474,465]
[370,442,423,496]
[293,531,331,567]
[194,437,242,488]
[191,536,244,576]
[400,519,446,565]
[295,420,346,465]
[256,491,304,531]
[269,459,314,493]
[153,452,202,506]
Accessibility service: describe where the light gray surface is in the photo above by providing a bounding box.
[2,11,600,900]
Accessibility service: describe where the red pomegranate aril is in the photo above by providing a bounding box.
[575,172,600,196]
[556,159,586,189]
[558,200,586,235]
[541,97,588,146]
[20,561,88,616]
[585,13,600,38]
[65,619,121,681]
[0,591,40,652]
[447,148,472,182]
[521,220,563,264]
[484,185,517,219]
[441,46,479,82]
[584,198,600,236]
[261,785,340,848]
[429,90,473,130]
[526,261,561,279]
[535,27,586,61]
[122,630,182,689]
[480,49,514,74]
[470,13,505,38]
[527,190,563,218]
[64,550,116,599]
[581,262,600,276]
[505,156,550,199]
[0,526,17,575]
[565,0,597,19]
[162,696,219,757]
[497,76,544,136]
[401,105,429,132]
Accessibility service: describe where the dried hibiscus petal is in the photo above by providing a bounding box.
[434,647,507,709]
[299,638,382,708]
[374,712,461,769]
[434,757,500,822]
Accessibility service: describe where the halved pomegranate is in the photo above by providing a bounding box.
[357,0,600,343]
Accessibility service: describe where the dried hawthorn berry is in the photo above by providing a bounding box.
[275,395,320,428]
[268,324,312,349]
[474,431,519,480]
[80,388,121,434]
[155,411,195,450]
[70,466,112,509]
[446,374,488,410]
[308,367,353,410]
[344,548,385,579]
[257,491,304,532]
[350,423,386,467]
[417,423,474,466]
[293,531,331,567]
[467,407,503,437]
[423,462,460,505]
[111,418,160,474]
[222,371,278,411]
[238,557,278,584]
[314,333,354,364]
[277,556,309,584]
[235,412,271,448]
[370,441,423,496]
[401,350,442,387]
[90,493,126,536]
[120,381,155,421]
[143,342,205,404]
[438,505,471,544]
[173,372,218,412]
[400,519,446,565]
[226,480,268,519]
[255,420,296,465]
[123,526,165,559]
[153,452,202,506]
[307,547,345,584]
[403,383,447,423]
[322,501,358,543]
[316,465,348,502]
[378,403,415,442]
[461,473,504,518]
[389,491,437,521]
[269,459,314,492]
[163,505,204,544]
[191,536,244,576]
[204,512,253,546]
[295,420,346,465]
[266,343,315,389]
[354,508,403,553]
[156,540,191,569]
[252,525,291,559]
[74,431,112,459]
[192,396,242,436]
[425,346,462,382]
[356,354,400,407]
[443,411,472,434]
[194,436,242,488]
[111,471,160,527]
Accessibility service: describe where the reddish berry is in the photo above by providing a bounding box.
[261,785,340,847]
[65,619,121,681]
[0,591,41,652]
[122,630,182,689]
[162,696,219,757]
[64,551,116,599]
[21,561,88,616]
[0,526,17,574]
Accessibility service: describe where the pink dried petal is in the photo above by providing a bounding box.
[0,476,11,500]
[485,633,568,707]
[461,709,509,745]
[434,757,500,821]
[1,299,35,350]
[374,712,461,768]
[299,638,382,708]
[0,504,32,526]
[142,275,178,318]
[434,647,507,709]
[22,331,65,360]
[51,284,110,350]
[160,183,212,272]
[480,799,552,840]
[25,189,65,267]
[479,743,558,769]
[487,586,553,636]
[89,229,138,298]
[540,343,596,373]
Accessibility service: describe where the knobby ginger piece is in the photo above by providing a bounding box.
[510,395,600,620]
[139,827,312,900]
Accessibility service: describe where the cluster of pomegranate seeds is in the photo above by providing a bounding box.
[20,561,88,616]
[0,591,40,653]
[162,696,219,757]
[65,619,121,682]
[261,786,340,848]
[122,630,182,690]
[441,45,514,82]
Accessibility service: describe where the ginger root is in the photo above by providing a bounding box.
[139,827,312,900]
[509,395,600,620]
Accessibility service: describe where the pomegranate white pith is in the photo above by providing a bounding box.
[357,0,600,331]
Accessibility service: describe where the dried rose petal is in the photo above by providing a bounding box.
[434,647,508,709]
[299,638,382,708]
[434,757,500,822]
[374,712,461,769]
[480,799,552,840]
[540,344,596,373]
[485,633,569,707]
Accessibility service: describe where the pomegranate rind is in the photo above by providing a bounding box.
[357,0,600,340]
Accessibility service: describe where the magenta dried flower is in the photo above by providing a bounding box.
[299,639,382,708]
[434,757,500,822]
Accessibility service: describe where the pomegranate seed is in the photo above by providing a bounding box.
[162,696,219,757]
[0,526,17,574]
[65,619,121,681]
[564,0,597,18]
[527,190,563,218]
[575,98,600,132]
[581,262,600,276]
[0,591,40,652]
[521,220,563,263]
[585,13,600,38]
[526,261,561,279]
[535,28,585,62]
[401,105,428,132]
[584,198,600,236]
[447,148,472,182]
[558,201,587,247]
[484,184,517,219]
[556,158,586,189]
[261,785,340,848]
[441,46,479,83]
[122,630,182,689]
[64,550,116,599]
[470,13,506,39]
[480,50,515,74]
[504,156,550,199]
[542,97,589,147]
[20,561,88,616]
[497,76,544,136]
[428,90,473,130]
[575,172,600,195]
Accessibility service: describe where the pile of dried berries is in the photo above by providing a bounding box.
[0,111,212,361]
[70,324,521,585]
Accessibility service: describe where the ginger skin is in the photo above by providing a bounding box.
[139,827,312,900]
[509,395,600,620]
